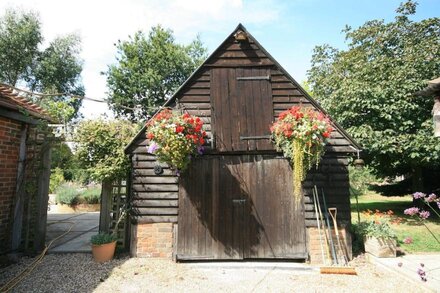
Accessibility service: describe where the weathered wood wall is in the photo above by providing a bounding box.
[126,26,356,259]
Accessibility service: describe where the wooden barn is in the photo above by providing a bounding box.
[124,24,361,263]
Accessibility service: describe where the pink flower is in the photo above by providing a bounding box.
[413,192,426,199]
[404,207,420,216]
[426,193,437,202]
[403,237,413,244]
[419,210,430,219]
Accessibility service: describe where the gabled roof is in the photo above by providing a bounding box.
[0,83,55,122]
[125,23,362,153]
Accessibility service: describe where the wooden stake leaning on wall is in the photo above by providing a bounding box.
[319,189,357,275]
[314,185,331,265]
[328,208,349,265]
[322,188,338,265]
[312,186,325,264]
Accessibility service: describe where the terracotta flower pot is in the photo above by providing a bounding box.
[92,241,116,263]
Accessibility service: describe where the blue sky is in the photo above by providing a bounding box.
[0,0,439,118]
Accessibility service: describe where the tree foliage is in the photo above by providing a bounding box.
[0,8,84,122]
[105,25,208,121]
[73,119,139,182]
[308,1,440,178]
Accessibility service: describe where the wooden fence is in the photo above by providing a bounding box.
[99,179,129,250]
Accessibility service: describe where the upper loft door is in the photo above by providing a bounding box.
[211,68,274,152]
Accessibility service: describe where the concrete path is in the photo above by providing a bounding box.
[46,212,99,253]
[367,253,440,292]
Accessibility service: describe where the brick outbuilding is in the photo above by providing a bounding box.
[0,84,54,255]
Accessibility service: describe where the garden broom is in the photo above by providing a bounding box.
[319,188,357,275]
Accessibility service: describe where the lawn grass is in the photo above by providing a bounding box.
[351,192,440,253]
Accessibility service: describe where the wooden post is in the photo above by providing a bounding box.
[33,141,51,252]
[99,180,112,233]
[11,124,28,251]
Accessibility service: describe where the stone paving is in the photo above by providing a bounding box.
[367,253,440,292]
[46,212,99,253]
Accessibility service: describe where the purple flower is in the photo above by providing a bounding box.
[419,210,430,219]
[197,145,205,155]
[147,142,159,154]
[404,207,420,216]
[426,193,437,202]
[413,192,426,199]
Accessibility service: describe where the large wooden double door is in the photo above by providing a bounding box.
[176,155,307,260]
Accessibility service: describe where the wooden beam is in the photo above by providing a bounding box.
[11,124,27,250]
[33,141,51,252]
[99,180,112,233]
[0,108,40,124]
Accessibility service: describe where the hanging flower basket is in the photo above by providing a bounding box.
[270,106,332,202]
[146,109,206,172]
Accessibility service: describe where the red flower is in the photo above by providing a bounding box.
[176,125,184,133]
[323,131,330,138]
[279,111,288,120]
[147,132,154,139]
[199,137,205,145]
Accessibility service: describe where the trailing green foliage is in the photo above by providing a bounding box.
[90,233,117,245]
[74,119,139,182]
[55,183,81,206]
[308,1,440,179]
[0,8,84,122]
[49,167,65,193]
[105,25,208,121]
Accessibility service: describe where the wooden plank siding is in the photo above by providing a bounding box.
[130,141,179,224]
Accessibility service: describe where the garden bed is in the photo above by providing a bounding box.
[53,203,100,213]
[351,192,440,253]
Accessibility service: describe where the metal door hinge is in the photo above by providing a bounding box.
[240,135,271,140]
[237,75,270,81]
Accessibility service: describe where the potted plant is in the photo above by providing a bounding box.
[270,106,332,202]
[357,210,398,258]
[91,233,118,263]
[146,109,206,172]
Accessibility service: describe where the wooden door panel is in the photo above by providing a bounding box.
[211,68,274,152]
[177,155,307,260]
[243,156,307,259]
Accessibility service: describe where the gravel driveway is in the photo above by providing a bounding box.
[0,254,425,293]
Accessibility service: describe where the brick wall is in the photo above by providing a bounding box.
[0,117,21,253]
[131,223,174,258]
[307,226,352,264]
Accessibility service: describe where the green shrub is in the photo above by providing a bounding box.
[55,183,81,206]
[79,187,101,204]
[349,165,377,197]
[49,168,65,193]
[91,233,117,245]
